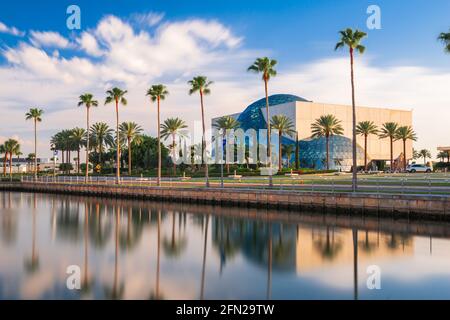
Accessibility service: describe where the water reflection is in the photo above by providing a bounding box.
[1,191,450,300]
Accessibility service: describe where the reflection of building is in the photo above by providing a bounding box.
[296,227,413,273]
[212,94,413,170]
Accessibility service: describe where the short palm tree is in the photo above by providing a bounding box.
[105,88,127,184]
[438,30,450,53]
[188,76,213,187]
[147,84,169,186]
[419,149,432,166]
[119,122,143,175]
[90,122,114,164]
[270,115,295,171]
[78,93,98,181]
[160,118,188,176]
[247,57,277,185]
[379,122,399,172]
[311,115,344,170]
[4,139,20,179]
[70,127,87,173]
[356,121,378,171]
[282,144,295,168]
[438,151,449,163]
[335,28,367,191]
[1,144,6,177]
[212,116,240,173]
[394,126,417,171]
[25,108,44,179]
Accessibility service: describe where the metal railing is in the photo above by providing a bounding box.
[19,174,450,196]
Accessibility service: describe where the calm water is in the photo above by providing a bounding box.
[1,191,450,300]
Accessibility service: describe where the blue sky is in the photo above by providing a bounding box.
[1,0,450,157]
[2,0,450,67]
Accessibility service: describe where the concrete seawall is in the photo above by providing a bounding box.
[1,182,450,220]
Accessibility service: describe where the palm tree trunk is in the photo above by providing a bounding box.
[3,154,7,177]
[350,48,357,191]
[390,137,393,172]
[172,134,176,176]
[77,149,80,174]
[85,106,90,182]
[115,99,120,185]
[264,78,273,187]
[200,91,209,187]
[278,131,282,171]
[295,131,299,170]
[34,119,37,179]
[326,135,330,170]
[157,97,161,186]
[9,153,12,178]
[403,139,407,172]
[128,137,132,176]
[364,134,368,171]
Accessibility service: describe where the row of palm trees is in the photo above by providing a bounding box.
[310,116,417,172]
[18,27,450,187]
[1,139,21,178]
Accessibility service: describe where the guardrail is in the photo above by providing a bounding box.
[18,175,450,196]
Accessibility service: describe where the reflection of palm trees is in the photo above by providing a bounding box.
[352,228,358,301]
[359,230,376,254]
[267,223,272,300]
[313,227,343,260]
[212,217,241,273]
[150,210,164,300]
[105,205,124,299]
[81,203,92,295]
[163,211,187,258]
[89,203,112,249]
[25,194,39,273]
[200,215,209,300]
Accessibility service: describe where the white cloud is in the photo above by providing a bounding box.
[29,31,72,49]
[77,32,105,57]
[0,21,24,36]
[131,12,165,27]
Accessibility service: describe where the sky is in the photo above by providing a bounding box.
[0,0,450,159]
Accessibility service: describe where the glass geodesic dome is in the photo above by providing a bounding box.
[237,94,309,131]
[298,135,365,171]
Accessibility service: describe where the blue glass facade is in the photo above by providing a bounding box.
[237,94,309,131]
[233,94,365,171]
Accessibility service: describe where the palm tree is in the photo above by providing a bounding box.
[379,122,399,172]
[90,122,114,164]
[311,115,344,170]
[212,116,240,174]
[438,151,449,163]
[247,57,277,186]
[270,115,295,171]
[105,88,128,184]
[419,149,432,166]
[395,126,417,171]
[160,118,188,176]
[78,94,98,182]
[188,76,213,187]
[413,148,420,161]
[25,108,44,179]
[356,121,378,171]
[438,30,450,53]
[4,139,20,179]
[282,144,295,168]
[119,122,143,175]
[335,28,367,191]
[147,85,169,186]
[70,128,86,174]
[1,144,6,177]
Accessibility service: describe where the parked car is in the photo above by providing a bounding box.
[406,164,432,173]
